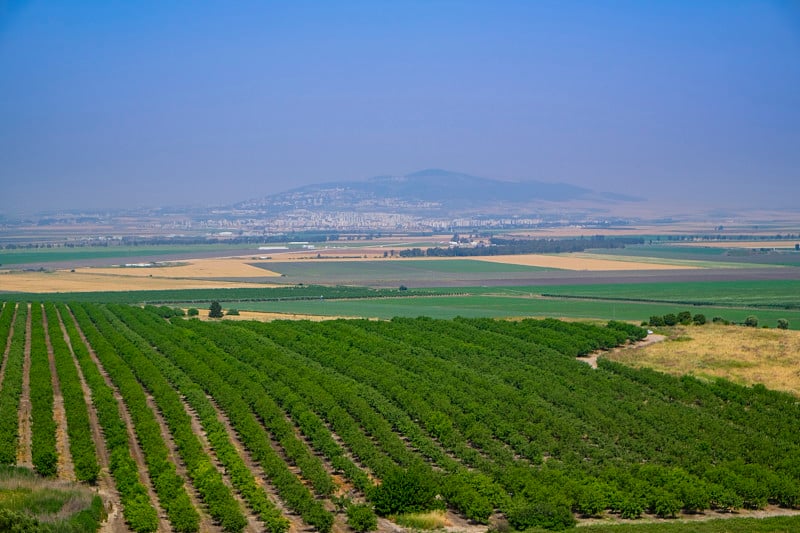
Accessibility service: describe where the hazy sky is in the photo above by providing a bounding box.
[1,1,799,213]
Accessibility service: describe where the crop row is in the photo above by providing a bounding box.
[0,303,27,464]
[43,303,100,483]
[59,304,160,532]
[71,304,201,532]
[29,304,58,476]
[102,304,334,532]
[102,304,290,533]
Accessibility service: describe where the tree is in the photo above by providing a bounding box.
[692,314,707,325]
[663,313,678,326]
[744,315,759,328]
[371,467,441,516]
[649,315,665,327]
[187,308,199,317]
[677,311,692,325]
[777,319,789,330]
[208,301,223,318]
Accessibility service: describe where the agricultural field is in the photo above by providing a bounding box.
[0,301,799,532]
[227,291,800,328]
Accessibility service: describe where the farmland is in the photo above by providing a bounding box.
[1,300,800,532]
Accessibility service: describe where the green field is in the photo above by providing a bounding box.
[231,294,800,328]
[531,280,800,308]
[257,259,555,284]
[599,245,800,267]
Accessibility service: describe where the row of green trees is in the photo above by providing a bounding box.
[44,304,100,483]
[80,304,248,532]
[107,304,332,532]
[71,304,200,532]
[29,304,58,477]
[0,303,26,465]
[58,304,159,532]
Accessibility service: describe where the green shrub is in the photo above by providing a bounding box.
[346,503,377,532]
[371,466,441,516]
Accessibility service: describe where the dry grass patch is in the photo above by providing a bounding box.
[74,257,281,278]
[0,269,261,293]
[475,254,695,271]
[605,325,800,396]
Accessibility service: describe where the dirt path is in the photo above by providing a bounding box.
[42,308,76,481]
[143,391,218,533]
[66,307,170,533]
[17,303,33,467]
[205,394,303,533]
[578,333,666,369]
[0,303,19,389]
[55,307,126,533]
[181,396,261,532]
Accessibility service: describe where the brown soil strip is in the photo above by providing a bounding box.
[181,398,261,532]
[55,306,126,533]
[143,391,218,532]
[42,308,76,481]
[204,394,303,533]
[0,303,19,389]
[17,303,33,467]
[65,307,171,533]
[578,333,666,369]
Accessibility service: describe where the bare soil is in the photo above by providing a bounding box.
[578,333,667,369]
[42,307,76,481]
[17,303,33,467]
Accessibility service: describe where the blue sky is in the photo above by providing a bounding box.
[1,1,799,213]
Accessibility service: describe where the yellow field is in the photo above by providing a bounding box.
[0,269,263,293]
[605,325,800,396]
[74,257,282,278]
[475,253,696,271]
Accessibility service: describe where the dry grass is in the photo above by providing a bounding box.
[474,253,695,271]
[605,325,800,396]
[0,269,263,293]
[73,257,281,278]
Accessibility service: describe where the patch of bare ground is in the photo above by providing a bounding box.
[55,307,125,533]
[17,303,33,467]
[0,303,19,388]
[143,391,218,533]
[42,307,76,481]
[578,333,666,369]
[181,400,262,533]
[204,394,305,533]
[66,307,170,533]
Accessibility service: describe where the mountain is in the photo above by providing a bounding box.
[234,169,644,215]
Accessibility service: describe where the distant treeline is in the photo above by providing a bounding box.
[399,236,644,257]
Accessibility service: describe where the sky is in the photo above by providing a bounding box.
[1,0,799,214]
